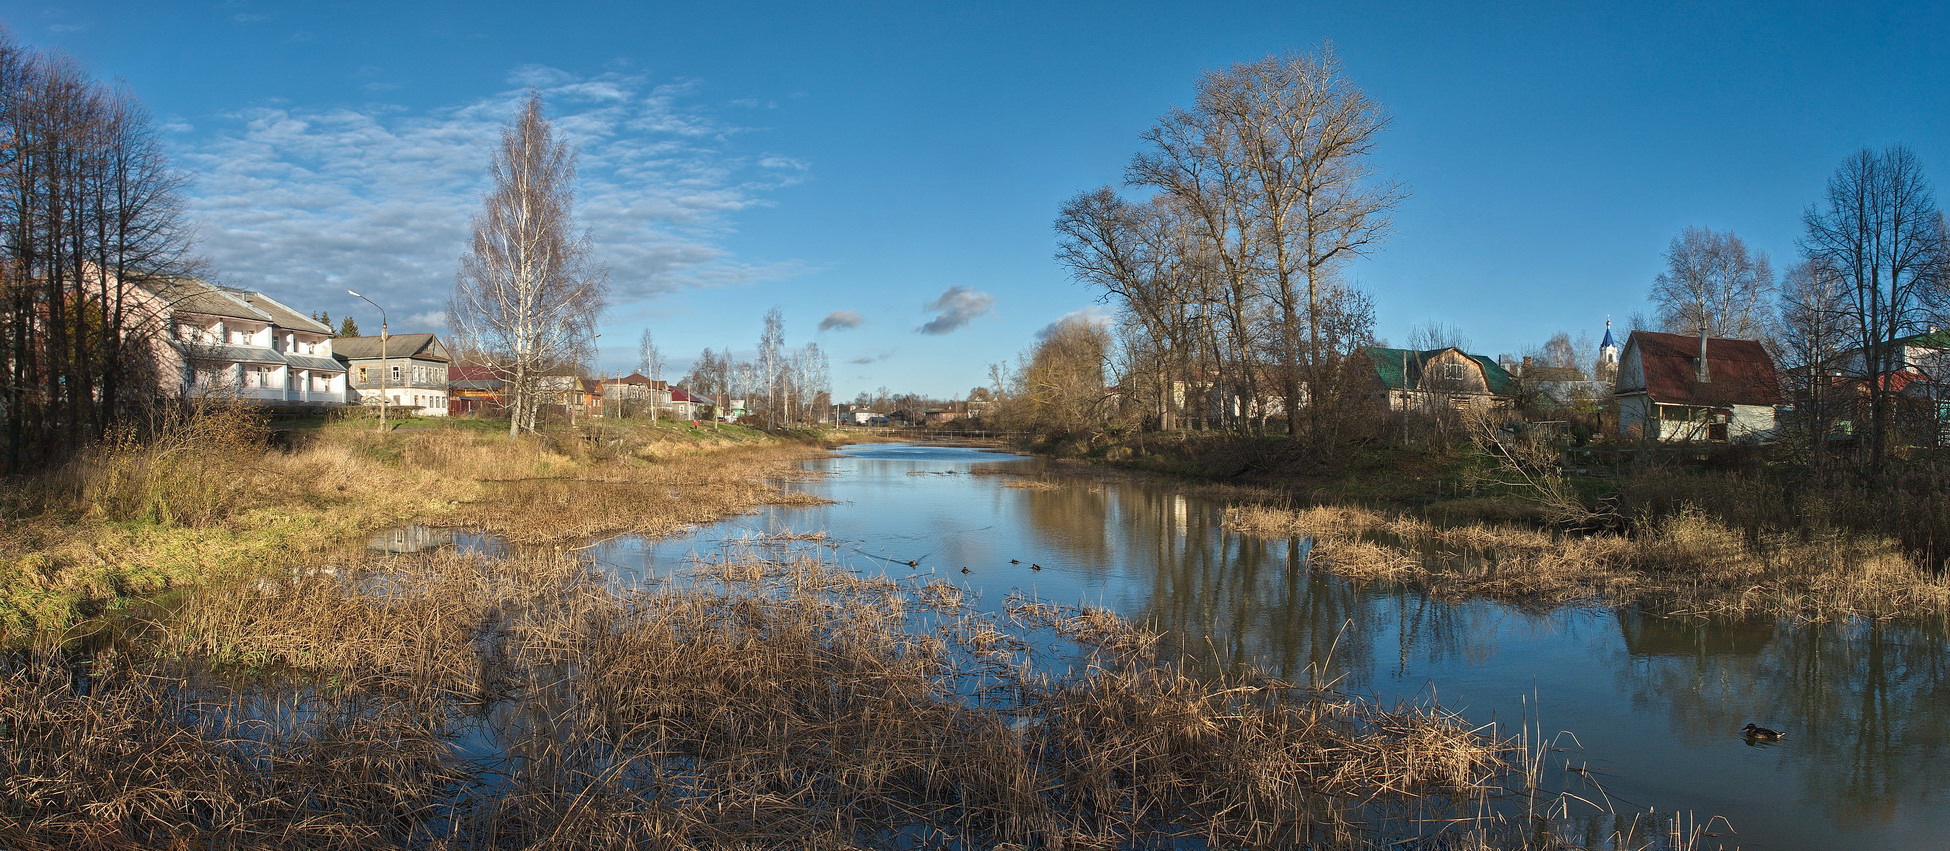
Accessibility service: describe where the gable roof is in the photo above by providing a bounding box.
[1622,331,1782,406]
[1363,346,1515,395]
[230,290,332,335]
[332,334,449,361]
[148,278,273,322]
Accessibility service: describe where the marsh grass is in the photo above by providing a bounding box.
[0,544,1574,849]
[1,411,832,637]
[1226,502,1950,620]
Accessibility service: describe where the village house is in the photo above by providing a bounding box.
[334,334,452,417]
[1614,331,1782,442]
[139,277,347,406]
[447,364,505,415]
[1362,346,1514,412]
[598,372,673,416]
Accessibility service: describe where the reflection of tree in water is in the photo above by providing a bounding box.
[1614,610,1950,827]
[1014,482,1116,578]
[1076,480,1500,691]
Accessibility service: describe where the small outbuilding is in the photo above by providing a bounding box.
[1614,331,1782,442]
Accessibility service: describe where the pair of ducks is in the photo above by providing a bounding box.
[958,561,1043,574]
[1742,723,1786,741]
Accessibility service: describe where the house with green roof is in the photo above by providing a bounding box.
[1362,346,1515,412]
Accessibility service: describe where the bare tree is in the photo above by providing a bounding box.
[1800,145,1945,470]
[1126,46,1400,445]
[756,307,785,427]
[1650,226,1777,341]
[0,35,196,472]
[1777,260,1851,466]
[1408,321,1469,352]
[450,93,607,437]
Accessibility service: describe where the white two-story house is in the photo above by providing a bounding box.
[139,277,346,405]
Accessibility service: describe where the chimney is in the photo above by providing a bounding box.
[1697,329,1710,383]
[1521,355,1533,374]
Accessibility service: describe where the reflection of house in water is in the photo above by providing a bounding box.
[369,525,457,554]
[1616,608,1775,657]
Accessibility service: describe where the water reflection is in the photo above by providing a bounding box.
[428,443,1950,848]
[369,525,457,554]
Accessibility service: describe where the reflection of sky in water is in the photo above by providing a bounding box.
[435,443,1950,849]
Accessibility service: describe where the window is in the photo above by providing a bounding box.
[391,365,403,383]
[357,367,368,384]
[1442,363,1468,381]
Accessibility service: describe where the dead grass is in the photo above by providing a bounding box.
[0,412,831,638]
[1226,502,1950,621]
[0,546,1547,849]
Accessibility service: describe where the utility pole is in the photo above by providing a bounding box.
[348,290,388,432]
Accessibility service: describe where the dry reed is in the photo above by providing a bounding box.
[1,545,1548,849]
[1226,501,1950,621]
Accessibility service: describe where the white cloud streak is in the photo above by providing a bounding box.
[176,66,806,333]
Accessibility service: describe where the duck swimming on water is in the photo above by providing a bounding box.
[1742,723,1785,741]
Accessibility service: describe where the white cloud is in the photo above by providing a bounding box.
[917,286,994,335]
[1036,305,1116,340]
[176,66,806,334]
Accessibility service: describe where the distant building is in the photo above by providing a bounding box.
[334,334,452,416]
[1363,346,1515,412]
[447,364,506,415]
[1614,331,1782,442]
[140,277,347,406]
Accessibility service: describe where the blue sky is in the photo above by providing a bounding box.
[11,1,1948,400]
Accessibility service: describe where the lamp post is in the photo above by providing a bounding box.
[347,290,388,432]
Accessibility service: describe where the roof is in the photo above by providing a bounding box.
[229,289,332,335]
[1622,331,1782,406]
[333,334,449,362]
[198,344,286,364]
[670,387,716,405]
[149,278,273,322]
[448,364,504,382]
[1363,347,1515,395]
[284,354,346,373]
[1895,329,1950,349]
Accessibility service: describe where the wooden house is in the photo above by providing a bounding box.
[1614,331,1782,442]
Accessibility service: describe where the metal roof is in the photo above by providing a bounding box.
[1362,346,1515,395]
[1621,331,1783,406]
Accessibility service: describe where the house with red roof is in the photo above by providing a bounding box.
[1615,331,1783,442]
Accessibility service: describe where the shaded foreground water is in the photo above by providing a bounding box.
[551,443,1950,850]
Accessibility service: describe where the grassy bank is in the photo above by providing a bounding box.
[0,407,833,638]
[1019,430,1950,621]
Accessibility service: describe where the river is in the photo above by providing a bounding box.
[475,443,1950,849]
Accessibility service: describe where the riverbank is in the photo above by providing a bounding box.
[0,419,1572,847]
[1013,430,1950,622]
[0,409,835,639]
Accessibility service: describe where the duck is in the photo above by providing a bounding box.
[1009,559,1021,565]
[1742,723,1785,741]
[905,560,918,567]
[1030,563,1043,571]
[960,567,972,574]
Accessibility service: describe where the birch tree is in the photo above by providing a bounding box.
[451,93,607,437]
[1649,227,1777,341]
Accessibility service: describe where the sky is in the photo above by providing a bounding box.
[9,1,1949,400]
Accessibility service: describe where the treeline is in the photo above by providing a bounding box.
[679,307,832,427]
[0,32,195,473]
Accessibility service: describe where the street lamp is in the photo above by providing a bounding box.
[347,290,388,432]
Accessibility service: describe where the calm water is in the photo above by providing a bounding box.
[533,444,1950,849]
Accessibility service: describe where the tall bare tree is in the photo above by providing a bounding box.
[1408,322,1469,352]
[1800,145,1945,470]
[0,34,195,472]
[756,306,784,426]
[1650,226,1777,341]
[1126,47,1399,445]
[451,93,607,437]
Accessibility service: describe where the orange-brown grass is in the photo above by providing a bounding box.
[1226,502,1950,621]
[1,546,1537,849]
